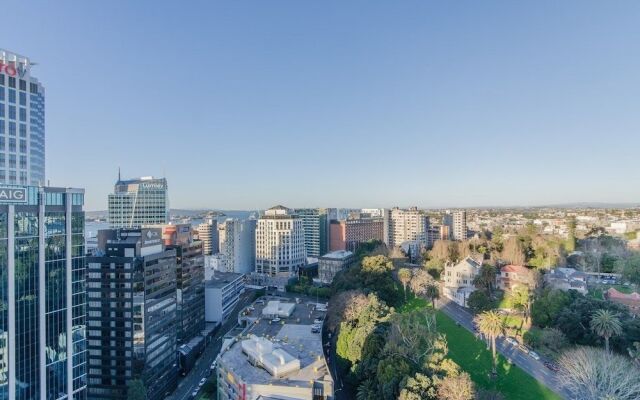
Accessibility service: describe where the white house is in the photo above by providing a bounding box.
[443,256,482,307]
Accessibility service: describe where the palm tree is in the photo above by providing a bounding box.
[590,309,623,353]
[425,283,440,308]
[474,310,505,377]
[398,268,412,300]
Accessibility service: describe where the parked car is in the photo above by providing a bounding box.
[518,344,530,354]
[192,390,199,397]
[505,337,518,346]
[272,317,281,323]
[544,361,560,372]
[529,351,540,360]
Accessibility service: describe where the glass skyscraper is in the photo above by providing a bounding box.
[108,177,169,228]
[0,49,46,186]
[0,185,87,400]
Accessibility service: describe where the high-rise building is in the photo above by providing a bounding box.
[197,217,218,255]
[87,228,178,400]
[255,206,306,278]
[329,217,384,252]
[218,218,256,274]
[293,208,328,258]
[107,176,169,228]
[383,207,429,248]
[0,186,86,399]
[0,50,46,186]
[453,210,467,241]
[161,224,205,344]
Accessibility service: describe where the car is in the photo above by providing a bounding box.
[529,351,540,360]
[544,361,560,372]
[518,344,530,354]
[313,318,323,324]
[199,378,207,386]
[272,317,281,322]
[210,361,217,370]
[192,390,199,397]
[505,337,518,346]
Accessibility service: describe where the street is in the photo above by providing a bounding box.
[438,299,572,399]
[166,290,255,400]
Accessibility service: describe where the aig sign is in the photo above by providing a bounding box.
[0,187,27,203]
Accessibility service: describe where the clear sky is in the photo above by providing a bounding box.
[3,1,640,211]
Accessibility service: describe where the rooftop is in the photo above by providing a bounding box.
[320,250,354,260]
[206,272,244,289]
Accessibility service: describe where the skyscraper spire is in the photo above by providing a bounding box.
[118,167,121,182]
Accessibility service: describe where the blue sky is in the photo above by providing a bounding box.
[2,1,640,210]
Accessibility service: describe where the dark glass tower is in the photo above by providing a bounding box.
[86,228,178,399]
[0,185,86,400]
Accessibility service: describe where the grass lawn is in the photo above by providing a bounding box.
[435,311,560,400]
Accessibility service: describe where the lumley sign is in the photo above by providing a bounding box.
[0,62,28,79]
[0,187,27,203]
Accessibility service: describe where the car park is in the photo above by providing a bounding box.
[529,351,540,360]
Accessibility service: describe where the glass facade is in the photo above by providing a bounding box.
[0,50,46,186]
[108,178,169,228]
[0,186,85,399]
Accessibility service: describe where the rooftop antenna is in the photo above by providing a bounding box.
[118,167,121,182]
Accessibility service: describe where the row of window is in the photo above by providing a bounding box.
[0,74,39,94]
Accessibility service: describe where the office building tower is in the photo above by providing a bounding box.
[293,208,328,258]
[197,218,218,255]
[383,207,429,248]
[0,186,86,399]
[0,50,46,186]
[107,176,169,228]
[87,228,178,400]
[204,272,244,323]
[453,210,467,241]
[329,217,384,252]
[161,224,205,344]
[255,206,306,278]
[218,218,256,274]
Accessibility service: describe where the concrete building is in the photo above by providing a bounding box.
[0,186,86,399]
[329,217,384,252]
[197,217,218,255]
[255,206,306,279]
[443,257,482,307]
[108,176,169,228]
[0,49,46,186]
[444,210,467,241]
[294,208,328,258]
[383,207,429,248]
[218,218,256,274]
[160,224,205,344]
[204,272,244,323]
[217,295,333,400]
[87,228,178,399]
[360,208,384,218]
[318,250,355,284]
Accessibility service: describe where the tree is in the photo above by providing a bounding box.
[424,283,440,308]
[384,310,444,368]
[474,311,505,377]
[539,327,568,353]
[467,290,492,314]
[473,264,497,294]
[436,372,475,400]
[566,216,576,253]
[423,258,444,279]
[398,268,412,300]
[398,373,437,400]
[590,309,623,353]
[616,253,640,290]
[127,379,146,400]
[509,286,532,325]
[501,236,526,265]
[361,255,394,274]
[557,346,640,400]
[628,342,640,367]
[408,268,434,299]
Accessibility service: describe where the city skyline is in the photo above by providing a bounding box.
[2,1,640,211]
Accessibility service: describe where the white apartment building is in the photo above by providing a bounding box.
[383,207,429,248]
[255,206,306,278]
[197,217,218,255]
[443,210,467,241]
[204,272,244,323]
[218,218,256,274]
[443,256,482,307]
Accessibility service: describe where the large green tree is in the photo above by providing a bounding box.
[590,309,623,353]
[474,311,505,377]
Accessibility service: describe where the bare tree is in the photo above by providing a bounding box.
[409,268,435,298]
[436,372,475,400]
[557,346,640,400]
[398,268,412,300]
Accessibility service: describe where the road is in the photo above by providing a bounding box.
[166,290,255,400]
[438,299,572,399]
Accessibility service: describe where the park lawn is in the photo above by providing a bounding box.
[397,295,430,313]
[435,311,560,400]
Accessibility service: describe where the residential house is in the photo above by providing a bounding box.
[497,265,536,291]
[544,267,588,294]
[443,256,482,307]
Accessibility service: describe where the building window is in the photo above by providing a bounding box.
[8,77,15,88]
[19,92,26,106]
[19,79,26,91]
